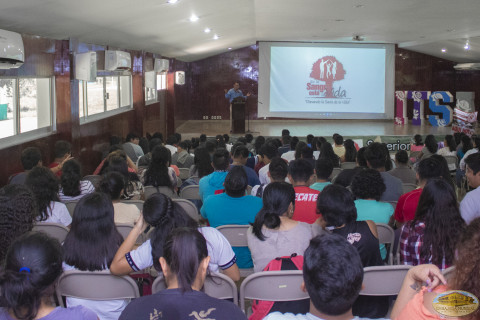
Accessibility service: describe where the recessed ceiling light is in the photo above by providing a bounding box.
[213,34,219,40]
[189,14,199,22]
[441,48,447,53]
[167,0,178,4]
[464,41,470,50]
[228,47,232,50]
[204,28,211,33]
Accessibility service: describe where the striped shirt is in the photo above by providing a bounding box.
[58,180,95,202]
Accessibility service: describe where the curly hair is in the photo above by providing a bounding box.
[0,185,37,263]
[411,178,465,267]
[451,218,480,320]
[25,166,59,221]
[351,168,386,200]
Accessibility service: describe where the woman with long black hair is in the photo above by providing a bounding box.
[58,159,95,202]
[141,145,177,190]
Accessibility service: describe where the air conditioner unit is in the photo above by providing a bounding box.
[175,71,185,85]
[454,63,480,70]
[105,50,131,71]
[154,58,169,73]
[0,29,24,69]
[75,51,97,81]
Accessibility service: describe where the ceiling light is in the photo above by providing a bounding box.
[189,14,199,22]
[213,34,219,40]
[464,41,470,50]
[228,47,232,50]
[441,48,447,53]
[167,0,178,3]
[204,28,211,33]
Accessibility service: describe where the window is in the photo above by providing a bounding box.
[0,77,55,145]
[79,75,132,123]
[144,71,167,105]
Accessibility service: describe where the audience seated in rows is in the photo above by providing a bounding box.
[110,193,240,281]
[201,166,262,269]
[199,148,230,202]
[63,192,126,320]
[317,184,388,318]
[0,232,97,320]
[119,228,246,320]
[104,155,143,200]
[230,144,260,187]
[288,159,319,224]
[388,150,417,184]
[122,132,144,163]
[171,140,194,169]
[25,166,71,227]
[251,157,288,197]
[58,159,95,202]
[141,145,177,192]
[318,140,340,168]
[460,153,480,224]
[99,172,141,225]
[310,158,333,192]
[247,182,323,272]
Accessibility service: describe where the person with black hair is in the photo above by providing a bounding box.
[306,134,314,148]
[318,142,340,168]
[264,234,381,320]
[230,144,260,187]
[63,192,126,319]
[47,140,72,177]
[171,140,194,169]
[409,134,424,163]
[317,184,387,318]
[245,133,254,151]
[388,150,417,184]
[352,168,393,260]
[188,147,214,179]
[141,145,176,190]
[25,166,72,227]
[333,147,367,188]
[437,134,457,157]
[105,155,144,200]
[8,147,43,185]
[199,148,230,202]
[0,232,98,320]
[94,147,138,175]
[110,193,240,281]
[258,142,279,184]
[0,185,37,264]
[400,179,465,270]
[277,135,291,156]
[98,172,141,225]
[310,158,333,192]
[332,134,345,159]
[122,132,144,163]
[458,134,473,160]
[136,137,163,169]
[459,135,480,171]
[247,182,322,272]
[201,166,262,268]
[164,135,178,156]
[364,142,402,201]
[251,157,288,197]
[119,228,245,320]
[460,153,480,224]
[417,134,438,161]
[58,159,95,202]
[394,157,445,226]
[341,139,357,163]
[281,136,299,162]
[288,159,320,224]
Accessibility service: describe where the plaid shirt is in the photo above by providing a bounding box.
[400,221,450,270]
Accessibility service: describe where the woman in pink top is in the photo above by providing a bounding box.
[392,218,480,320]
[410,134,424,163]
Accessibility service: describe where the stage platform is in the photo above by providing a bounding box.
[175,119,469,140]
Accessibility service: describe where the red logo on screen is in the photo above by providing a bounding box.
[307,56,346,98]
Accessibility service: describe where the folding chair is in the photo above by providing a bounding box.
[442,266,455,281]
[239,270,308,314]
[179,168,190,180]
[341,162,356,169]
[33,223,70,244]
[444,155,459,173]
[83,175,102,188]
[152,272,238,305]
[119,199,144,211]
[330,167,342,181]
[180,185,201,200]
[375,223,395,265]
[115,223,134,240]
[172,198,201,222]
[65,201,79,217]
[55,270,140,307]
[216,225,253,277]
[402,183,417,194]
[360,265,412,296]
[144,185,178,199]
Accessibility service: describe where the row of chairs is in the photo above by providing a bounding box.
[57,264,455,314]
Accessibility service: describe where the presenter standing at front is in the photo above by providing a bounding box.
[225,82,250,132]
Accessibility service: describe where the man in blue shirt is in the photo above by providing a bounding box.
[224,82,250,132]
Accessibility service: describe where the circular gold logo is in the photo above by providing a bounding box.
[432,290,479,317]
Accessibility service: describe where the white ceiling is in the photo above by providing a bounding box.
[0,0,480,62]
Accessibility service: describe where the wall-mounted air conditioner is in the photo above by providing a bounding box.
[0,29,24,69]
[154,58,169,73]
[105,50,131,71]
[75,51,97,81]
[175,71,185,85]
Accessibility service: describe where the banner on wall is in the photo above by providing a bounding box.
[452,92,477,136]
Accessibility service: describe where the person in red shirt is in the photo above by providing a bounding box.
[47,140,72,177]
[394,157,445,226]
[288,159,320,224]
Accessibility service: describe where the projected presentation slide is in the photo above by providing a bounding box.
[258,42,395,119]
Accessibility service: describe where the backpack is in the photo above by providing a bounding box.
[249,253,309,320]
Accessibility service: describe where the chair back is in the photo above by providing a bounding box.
[173,198,201,222]
[444,155,458,171]
[179,168,190,180]
[144,185,178,199]
[119,199,144,211]
[341,162,357,169]
[376,223,395,265]
[402,183,417,194]
[115,223,134,240]
[152,272,238,305]
[330,167,342,182]
[442,266,455,282]
[33,223,70,243]
[65,201,78,217]
[360,265,412,296]
[83,175,102,188]
[55,270,140,307]
[180,185,201,200]
[239,270,308,313]
[216,225,249,247]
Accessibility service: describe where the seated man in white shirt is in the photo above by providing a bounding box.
[259,142,280,185]
[460,153,480,224]
[281,136,299,163]
[264,233,386,320]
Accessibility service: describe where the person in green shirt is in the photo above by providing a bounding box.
[310,158,333,192]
